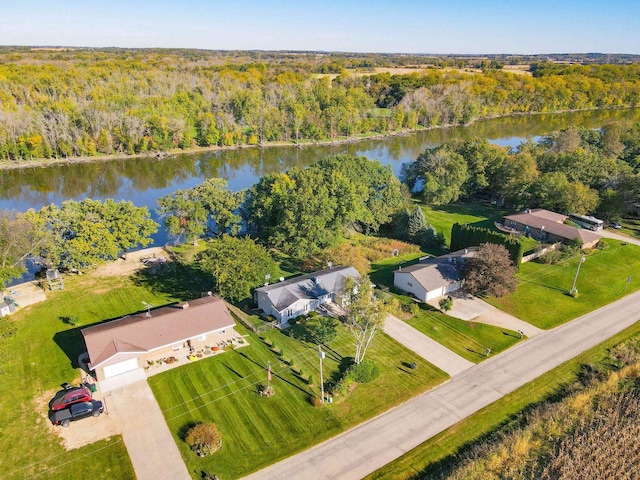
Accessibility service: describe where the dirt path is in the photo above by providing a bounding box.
[92,247,171,277]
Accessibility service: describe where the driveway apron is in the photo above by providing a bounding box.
[110,380,191,480]
[384,314,475,376]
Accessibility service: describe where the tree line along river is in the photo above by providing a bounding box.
[0,107,639,247]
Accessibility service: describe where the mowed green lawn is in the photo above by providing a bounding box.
[489,239,640,329]
[149,323,448,479]
[420,201,506,245]
[407,308,523,362]
[0,272,185,479]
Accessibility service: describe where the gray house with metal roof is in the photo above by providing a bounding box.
[254,266,360,325]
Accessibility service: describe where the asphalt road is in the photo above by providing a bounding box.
[242,290,640,480]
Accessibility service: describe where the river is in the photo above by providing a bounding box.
[1,108,639,247]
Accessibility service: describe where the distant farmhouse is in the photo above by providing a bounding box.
[254,266,360,325]
[504,209,600,249]
[82,295,236,382]
[393,249,476,302]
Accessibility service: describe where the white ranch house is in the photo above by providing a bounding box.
[393,249,476,302]
[254,266,360,325]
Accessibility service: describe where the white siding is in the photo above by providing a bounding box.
[393,272,428,302]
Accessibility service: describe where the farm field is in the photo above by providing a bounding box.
[149,322,447,479]
[489,239,640,329]
[366,320,640,480]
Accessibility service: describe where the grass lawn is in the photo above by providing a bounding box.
[406,307,523,362]
[366,319,640,480]
[489,239,640,329]
[148,322,448,479]
[0,270,193,479]
[369,251,425,288]
[420,201,507,245]
[617,217,640,240]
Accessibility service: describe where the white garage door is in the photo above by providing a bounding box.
[103,358,139,378]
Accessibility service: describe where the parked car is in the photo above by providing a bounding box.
[49,385,92,411]
[50,400,104,427]
[612,222,622,229]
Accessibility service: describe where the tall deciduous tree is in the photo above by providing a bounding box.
[0,211,49,288]
[461,243,518,298]
[342,276,386,364]
[25,199,157,270]
[401,146,468,205]
[157,178,242,245]
[198,234,277,302]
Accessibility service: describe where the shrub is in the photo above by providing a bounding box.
[292,365,301,375]
[308,395,322,407]
[307,310,319,318]
[263,338,273,347]
[184,423,222,457]
[348,359,380,383]
[62,315,79,326]
[332,375,357,397]
[306,374,313,385]
[271,347,282,356]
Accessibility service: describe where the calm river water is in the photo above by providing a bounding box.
[1,108,639,246]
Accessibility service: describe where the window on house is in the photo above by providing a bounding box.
[407,281,413,287]
[219,329,226,335]
[172,342,182,351]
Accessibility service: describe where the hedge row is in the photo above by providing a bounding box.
[450,223,525,268]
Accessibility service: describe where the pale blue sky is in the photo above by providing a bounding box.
[1,0,639,54]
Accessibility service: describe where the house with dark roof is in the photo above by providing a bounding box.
[504,209,600,249]
[82,295,236,382]
[393,249,476,302]
[254,266,360,325]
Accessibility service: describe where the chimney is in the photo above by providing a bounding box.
[182,302,189,310]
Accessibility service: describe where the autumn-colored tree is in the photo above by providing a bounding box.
[461,243,518,297]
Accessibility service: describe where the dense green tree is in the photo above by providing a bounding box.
[306,316,339,345]
[25,199,157,270]
[157,178,241,245]
[198,235,277,302]
[245,156,403,257]
[0,211,49,288]
[402,146,468,205]
[529,172,599,214]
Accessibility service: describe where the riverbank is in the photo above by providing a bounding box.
[1,106,635,172]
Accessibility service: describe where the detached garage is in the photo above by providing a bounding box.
[82,295,236,383]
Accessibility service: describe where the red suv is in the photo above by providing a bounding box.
[49,386,92,411]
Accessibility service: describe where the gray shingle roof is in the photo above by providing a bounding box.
[255,266,360,312]
[505,210,600,245]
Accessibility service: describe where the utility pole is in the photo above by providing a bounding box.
[318,345,325,404]
[570,254,586,296]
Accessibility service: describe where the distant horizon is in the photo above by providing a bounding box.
[3,45,639,58]
[1,1,639,55]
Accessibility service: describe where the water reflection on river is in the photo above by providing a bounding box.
[0,108,638,246]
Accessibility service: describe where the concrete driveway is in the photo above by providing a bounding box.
[430,291,543,337]
[110,381,191,480]
[595,229,640,247]
[242,289,640,480]
[384,315,474,376]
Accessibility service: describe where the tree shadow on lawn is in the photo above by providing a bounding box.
[517,277,566,293]
[130,261,213,300]
[232,349,313,397]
